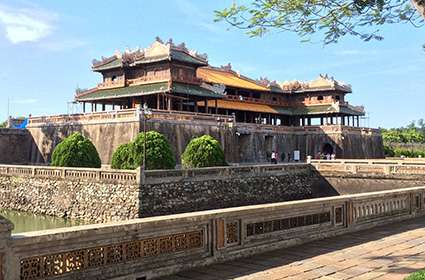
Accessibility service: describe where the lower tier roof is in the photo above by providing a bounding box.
[75,82,222,102]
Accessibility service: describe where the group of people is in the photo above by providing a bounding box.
[315,152,336,160]
[270,150,336,164]
[270,151,294,164]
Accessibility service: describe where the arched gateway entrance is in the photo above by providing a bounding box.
[322,143,334,155]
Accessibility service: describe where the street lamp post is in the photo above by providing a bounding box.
[139,103,152,185]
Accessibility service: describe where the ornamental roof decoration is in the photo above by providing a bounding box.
[257,77,280,88]
[91,37,208,71]
[279,74,352,93]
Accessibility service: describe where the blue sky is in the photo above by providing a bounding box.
[0,0,423,128]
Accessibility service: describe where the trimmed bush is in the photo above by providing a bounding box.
[51,132,101,168]
[111,131,176,170]
[111,143,134,170]
[181,135,227,168]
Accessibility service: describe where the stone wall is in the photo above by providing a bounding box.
[27,120,140,164]
[140,164,337,217]
[0,167,139,222]
[24,111,384,165]
[0,129,31,164]
[0,164,337,222]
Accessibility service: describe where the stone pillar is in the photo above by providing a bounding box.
[0,216,15,280]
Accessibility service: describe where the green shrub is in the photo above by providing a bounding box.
[388,146,425,158]
[384,145,395,157]
[111,131,175,170]
[111,143,134,170]
[406,269,425,280]
[181,135,227,168]
[51,132,101,168]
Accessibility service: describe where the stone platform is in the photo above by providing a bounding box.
[160,217,425,280]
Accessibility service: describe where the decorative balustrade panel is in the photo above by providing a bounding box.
[353,195,410,222]
[34,169,62,178]
[395,165,425,175]
[0,165,137,184]
[356,165,386,174]
[20,230,204,280]
[245,211,332,238]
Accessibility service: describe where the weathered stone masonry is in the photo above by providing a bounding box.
[0,164,337,222]
[1,161,425,222]
[0,166,139,222]
[139,164,337,217]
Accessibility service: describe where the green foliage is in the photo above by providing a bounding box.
[51,132,101,168]
[0,121,6,128]
[381,127,425,145]
[384,146,425,158]
[383,145,395,157]
[111,143,134,170]
[406,269,425,279]
[215,0,424,44]
[181,135,227,168]
[111,131,176,170]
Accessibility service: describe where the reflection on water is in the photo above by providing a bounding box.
[0,209,88,233]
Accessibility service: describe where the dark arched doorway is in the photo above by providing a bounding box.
[322,143,334,155]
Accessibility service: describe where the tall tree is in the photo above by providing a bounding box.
[215,0,424,44]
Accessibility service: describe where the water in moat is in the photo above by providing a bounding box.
[0,209,87,233]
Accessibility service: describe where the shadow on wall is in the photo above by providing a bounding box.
[138,167,340,218]
[0,129,43,165]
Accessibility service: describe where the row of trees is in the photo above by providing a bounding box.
[51,132,227,169]
[381,120,425,157]
[381,120,425,144]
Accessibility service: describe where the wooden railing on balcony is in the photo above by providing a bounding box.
[127,72,171,86]
[97,79,125,89]
[224,94,290,106]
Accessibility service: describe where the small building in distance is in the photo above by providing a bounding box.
[75,38,364,128]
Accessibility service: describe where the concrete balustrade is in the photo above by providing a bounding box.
[311,160,425,176]
[27,108,235,128]
[0,164,138,184]
[0,185,425,280]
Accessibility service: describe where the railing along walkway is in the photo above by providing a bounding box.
[160,217,425,280]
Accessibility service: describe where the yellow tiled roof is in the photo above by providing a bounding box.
[197,67,269,91]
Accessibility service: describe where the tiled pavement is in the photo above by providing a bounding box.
[158,218,425,280]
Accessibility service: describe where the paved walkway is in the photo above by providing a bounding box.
[159,218,425,280]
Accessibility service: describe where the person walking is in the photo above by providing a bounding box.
[271,151,277,164]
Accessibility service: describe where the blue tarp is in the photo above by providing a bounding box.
[11,118,28,129]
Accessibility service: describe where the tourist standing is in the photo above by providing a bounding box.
[271,151,277,164]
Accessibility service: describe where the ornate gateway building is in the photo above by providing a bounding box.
[75,39,364,128]
[15,38,383,165]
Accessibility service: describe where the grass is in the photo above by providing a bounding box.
[406,269,425,280]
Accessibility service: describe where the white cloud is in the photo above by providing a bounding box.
[0,5,56,44]
[12,98,38,104]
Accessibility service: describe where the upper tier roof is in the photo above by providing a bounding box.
[91,38,208,72]
[197,66,270,92]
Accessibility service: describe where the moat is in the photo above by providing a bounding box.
[0,209,86,233]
